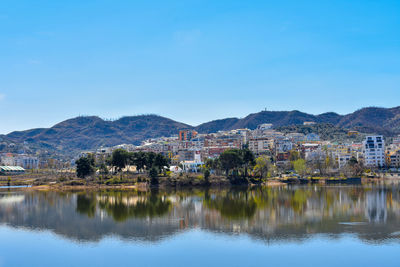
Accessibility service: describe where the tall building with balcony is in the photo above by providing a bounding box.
[249,137,274,155]
[363,136,385,167]
[179,130,198,141]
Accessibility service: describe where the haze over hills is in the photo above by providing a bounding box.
[1,106,400,154]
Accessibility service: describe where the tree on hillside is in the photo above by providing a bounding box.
[219,149,243,177]
[99,162,109,175]
[153,153,169,173]
[240,148,255,177]
[145,152,157,170]
[292,159,307,177]
[253,155,272,179]
[131,152,147,173]
[111,149,129,172]
[76,155,96,178]
[205,158,222,175]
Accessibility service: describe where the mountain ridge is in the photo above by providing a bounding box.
[2,106,400,154]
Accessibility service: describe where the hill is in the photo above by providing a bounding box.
[1,106,400,155]
[2,115,191,154]
[336,106,400,136]
[196,107,400,135]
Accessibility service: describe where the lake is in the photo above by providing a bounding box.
[0,184,399,267]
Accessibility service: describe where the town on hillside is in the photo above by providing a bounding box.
[1,122,400,181]
[75,123,399,178]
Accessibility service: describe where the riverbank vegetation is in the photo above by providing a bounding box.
[69,147,378,188]
[0,147,383,189]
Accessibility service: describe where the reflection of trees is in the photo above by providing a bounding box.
[3,186,400,243]
[76,191,172,222]
[289,190,311,213]
[76,194,97,218]
[204,190,257,220]
[98,191,171,222]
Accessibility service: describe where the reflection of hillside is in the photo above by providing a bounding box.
[0,186,399,244]
[0,191,179,242]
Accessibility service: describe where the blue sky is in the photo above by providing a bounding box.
[0,0,399,134]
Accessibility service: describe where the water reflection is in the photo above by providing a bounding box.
[204,190,257,220]
[0,185,400,243]
[96,191,171,221]
[365,190,387,223]
[75,191,172,221]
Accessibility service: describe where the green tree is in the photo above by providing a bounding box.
[76,155,95,178]
[111,149,129,172]
[253,155,271,179]
[145,152,157,170]
[240,148,255,177]
[154,153,169,173]
[219,149,243,177]
[292,159,307,176]
[99,163,109,175]
[205,158,222,175]
[132,152,147,172]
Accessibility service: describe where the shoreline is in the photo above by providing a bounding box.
[1,176,397,192]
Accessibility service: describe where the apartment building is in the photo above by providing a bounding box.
[249,137,274,155]
[363,135,385,167]
[275,138,293,153]
[386,149,400,168]
[179,130,198,141]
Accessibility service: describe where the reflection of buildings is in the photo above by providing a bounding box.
[365,190,387,223]
[0,187,400,243]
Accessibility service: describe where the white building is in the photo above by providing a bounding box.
[275,139,293,153]
[257,123,273,130]
[1,154,39,169]
[181,151,203,173]
[286,133,305,144]
[363,136,385,167]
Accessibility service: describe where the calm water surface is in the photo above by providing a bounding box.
[0,184,400,267]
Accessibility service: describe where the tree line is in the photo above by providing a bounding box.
[76,147,366,185]
[76,149,169,182]
[204,147,365,182]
